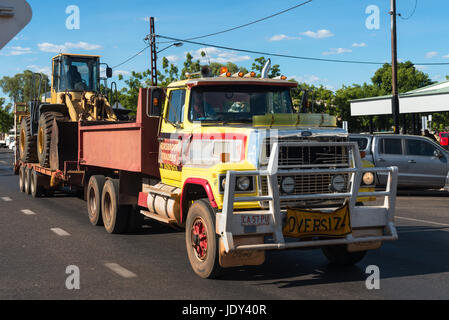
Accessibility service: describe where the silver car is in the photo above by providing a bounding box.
[350,133,449,189]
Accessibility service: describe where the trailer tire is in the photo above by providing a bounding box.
[30,169,44,198]
[87,175,105,226]
[19,117,37,163]
[101,179,128,234]
[19,165,26,192]
[185,199,222,279]
[37,112,64,168]
[126,205,144,233]
[24,167,32,195]
[321,245,367,266]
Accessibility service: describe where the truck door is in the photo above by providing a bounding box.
[159,89,186,186]
[374,137,410,186]
[404,137,447,188]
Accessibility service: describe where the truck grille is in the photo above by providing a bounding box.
[265,136,349,168]
[260,135,351,208]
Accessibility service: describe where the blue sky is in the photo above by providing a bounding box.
[1,0,449,102]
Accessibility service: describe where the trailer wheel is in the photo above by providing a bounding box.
[101,179,129,234]
[87,175,106,226]
[19,117,37,163]
[37,112,64,168]
[19,165,26,192]
[185,199,222,279]
[24,167,32,195]
[321,245,367,266]
[126,205,144,233]
[30,169,44,198]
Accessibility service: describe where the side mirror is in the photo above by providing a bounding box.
[106,67,113,78]
[148,87,165,117]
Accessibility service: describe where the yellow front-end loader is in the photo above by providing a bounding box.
[19,54,117,168]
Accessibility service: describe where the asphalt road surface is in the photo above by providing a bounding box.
[1,149,449,300]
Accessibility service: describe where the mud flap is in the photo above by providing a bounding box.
[50,120,78,170]
[219,235,265,268]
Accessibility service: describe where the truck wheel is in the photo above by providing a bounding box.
[321,245,367,266]
[30,169,44,198]
[37,112,64,168]
[24,167,32,195]
[101,179,129,234]
[19,117,37,163]
[87,175,105,226]
[126,205,144,233]
[19,166,26,192]
[185,199,222,279]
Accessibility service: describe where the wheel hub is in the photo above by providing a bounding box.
[191,218,208,261]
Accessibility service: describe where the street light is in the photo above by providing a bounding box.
[157,42,183,54]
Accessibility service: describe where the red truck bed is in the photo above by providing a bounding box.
[78,88,160,178]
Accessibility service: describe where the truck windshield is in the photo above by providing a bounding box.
[59,56,99,92]
[189,86,293,122]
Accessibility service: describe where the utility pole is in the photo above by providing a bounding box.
[149,17,157,86]
[390,0,400,134]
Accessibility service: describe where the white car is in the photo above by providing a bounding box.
[8,140,15,151]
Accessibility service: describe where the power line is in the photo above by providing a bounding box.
[111,45,150,69]
[156,34,449,66]
[158,0,313,43]
[398,0,418,20]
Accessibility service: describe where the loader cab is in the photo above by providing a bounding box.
[51,54,101,102]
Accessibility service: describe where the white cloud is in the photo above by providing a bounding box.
[322,48,352,55]
[269,34,301,41]
[27,65,51,77]
[189,47,251,64]
[38,41,102,53]
[291,75,321,83]
[352,42,367,47]
[426,51,438,59]
[1,46,32,56]
[301,29,334,39]
[113,70,130,77]
[442,54,449,59]
[164,55,179,63]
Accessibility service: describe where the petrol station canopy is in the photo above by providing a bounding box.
[350,80,449,116]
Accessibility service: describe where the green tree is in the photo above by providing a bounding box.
[0,98,13,133]
[0,70,50,103]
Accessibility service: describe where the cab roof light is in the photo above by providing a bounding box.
[243,71,256,78]
[232,72,245,78]
[273,75,288,80]
[219,67,228,77]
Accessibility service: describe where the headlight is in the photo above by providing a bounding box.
[236,176,251,191]
[362,172,375,185]
[281,176,295,194]
[330,175,346,192]
[220,176,253,193]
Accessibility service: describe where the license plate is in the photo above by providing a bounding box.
[283,204,351,238]
[241,214,270,226]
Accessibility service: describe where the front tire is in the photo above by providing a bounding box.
[321,245,367,266]
[185,199,222,279]
[37,112,64,168]
[19,117,37,163]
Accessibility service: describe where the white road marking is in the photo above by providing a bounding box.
[1,197,12,202]
[50,228,71,236]
[21,209,36,215]
[0,160,8,165]
[104,263,137,278]
[396,216,449,227]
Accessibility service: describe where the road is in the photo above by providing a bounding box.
[1,149,449,300]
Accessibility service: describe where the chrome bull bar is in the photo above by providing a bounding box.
[216,141,398,253]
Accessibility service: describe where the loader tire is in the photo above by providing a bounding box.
[37,112,64,168]
[19,117,37,163]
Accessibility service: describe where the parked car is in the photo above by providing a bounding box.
[8,140,15,151]
[349,133,449,189]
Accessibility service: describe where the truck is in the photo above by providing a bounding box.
[15,64,399,279]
